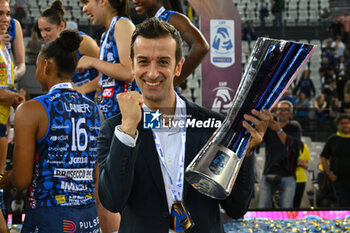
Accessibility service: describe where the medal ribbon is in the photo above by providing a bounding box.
[49,82,74,93]
[98,16,118,86]
[152,107,186,202]
[155,6,166,18]
[0,43,13,86]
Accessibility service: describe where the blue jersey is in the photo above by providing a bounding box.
[30,88,102,209]
[73,31,99,101]
[157,9,176,22]
[98,16,139,119]
[7,18,15,52]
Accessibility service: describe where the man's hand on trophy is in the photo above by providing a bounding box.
[268,115,280,132]
[117,91,144,137]
[243,109,272,154]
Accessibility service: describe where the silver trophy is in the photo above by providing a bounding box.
[185,37,316,199]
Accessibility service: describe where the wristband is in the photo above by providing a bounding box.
[276,128,283,135]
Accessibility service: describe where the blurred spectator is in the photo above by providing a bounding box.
[291,121,310,208]
[319,57,335,91]
[336,56,347,77]
[321,38,336,67]
[242,21,256,45]
[257,100,300,209]
[331,35,345,64]
[339,9,350,44]
[320,114,350,207]
[344,79,350,99]
[323,79,339,118]
[328,16,344,39]
[25,29,43,65]
[293,69,316,99]
[294,91,312,128]
[259,0,269,28]
[14,0,28,25]
[340,94,350,115]
[345,47,350,73]
[280,89,295,105]
[320,8,331,29]
[66,16,78,30]
[335,56,346,101]
[316,168,337,208]
[270,0,285,27]
[314,94,328,122]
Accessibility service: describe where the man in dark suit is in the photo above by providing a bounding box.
[97,18,271,233]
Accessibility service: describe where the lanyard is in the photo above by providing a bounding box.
[99,16,118,86]
[49,82,74,93]
[152,108,186,202]
[0,43,13,86]
[155,6,166,18]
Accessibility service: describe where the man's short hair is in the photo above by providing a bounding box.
[278,100,293,112]
[130,18,183,64]
[334,114,350,125]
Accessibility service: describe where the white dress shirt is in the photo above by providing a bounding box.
[115,93,187,233]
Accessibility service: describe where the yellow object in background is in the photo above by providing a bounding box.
[295,143,311,183]
[188,4,193,22]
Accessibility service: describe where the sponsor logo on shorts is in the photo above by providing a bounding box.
[79,216,99,231]
[63,220,76,233]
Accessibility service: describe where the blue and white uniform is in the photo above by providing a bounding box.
[21,83,101,233]
[98,16,139,119]
[73,31,99,101]
[155,6,176,22]
[7,18,15,52]
[0,42,14,137]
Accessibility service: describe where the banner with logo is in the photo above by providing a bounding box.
[188,0,241,115]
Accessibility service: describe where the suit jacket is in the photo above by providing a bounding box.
[97,98,255,233]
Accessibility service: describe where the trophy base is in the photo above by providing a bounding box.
[185,170,228,200]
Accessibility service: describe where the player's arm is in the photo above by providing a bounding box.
[169,13,209,87]
[75,34,100,94]
[12,19,26,80]
[77,19,135,83]
[12,100,46,190]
